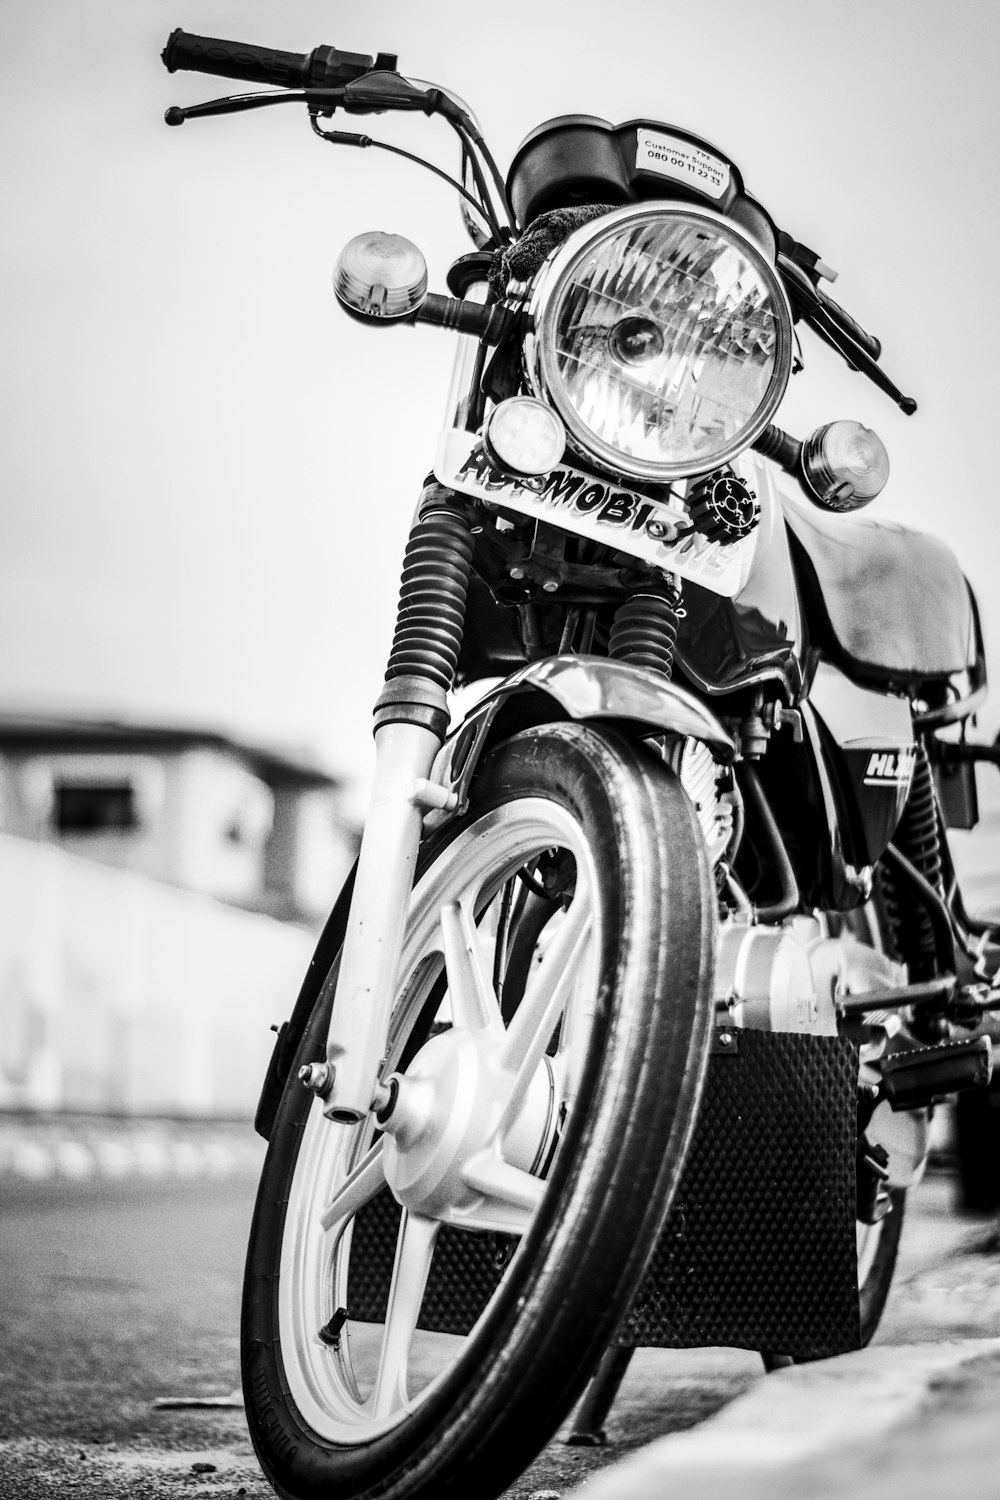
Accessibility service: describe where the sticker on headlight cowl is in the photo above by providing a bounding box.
[636,129,731,200]
[434,429,758,599]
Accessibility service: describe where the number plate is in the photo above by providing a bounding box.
[435,429,760,598]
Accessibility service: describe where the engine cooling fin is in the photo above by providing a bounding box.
[671,737,734,865]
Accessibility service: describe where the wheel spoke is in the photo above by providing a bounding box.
[440,898,504,1035]
[461,1149,544,1233]
[318,1140,385,1236]
[497,884,592,1135]
[370,1211,439,1418]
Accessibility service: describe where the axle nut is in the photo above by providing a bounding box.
[299,1061,335,1098]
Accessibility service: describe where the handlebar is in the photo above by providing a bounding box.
[777,249,914,412]
[814,286,882,364]
[160,32,910,406]
[161,29,513,244]
[777,251,880,362]
[161,28,386,92]
[777,232,880,362]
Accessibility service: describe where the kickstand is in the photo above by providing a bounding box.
[565,1345,635,1446]
[760,1351,795,1373]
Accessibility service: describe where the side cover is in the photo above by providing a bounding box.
[809,661,916,866]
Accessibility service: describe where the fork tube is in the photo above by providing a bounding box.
[322,719,444,1121]
[322,490,476,1121]
[444,277,488,431]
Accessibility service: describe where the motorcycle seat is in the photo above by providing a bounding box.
[781,491,976,686]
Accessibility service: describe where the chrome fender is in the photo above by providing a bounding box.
[429,653,735,824]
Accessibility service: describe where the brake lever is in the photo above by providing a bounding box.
[778,254,917,415]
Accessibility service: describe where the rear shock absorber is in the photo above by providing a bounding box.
[880,741,944,981]
[608,575,682,681]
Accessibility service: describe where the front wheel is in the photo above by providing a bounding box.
[242,723,715,1500]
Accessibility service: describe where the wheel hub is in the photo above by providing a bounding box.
[380,1027,555,1221]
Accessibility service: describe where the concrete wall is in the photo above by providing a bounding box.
[0,830,315,1118]
[160,748,274,904]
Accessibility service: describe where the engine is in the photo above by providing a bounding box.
[716,913,929,1189]
[716,914,906,1035]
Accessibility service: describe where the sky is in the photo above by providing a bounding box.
[2,0,999,808]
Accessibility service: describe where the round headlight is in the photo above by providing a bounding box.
[525,204,793,481]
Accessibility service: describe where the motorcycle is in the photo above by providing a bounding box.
[163,29,998,1500]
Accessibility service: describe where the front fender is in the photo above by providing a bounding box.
[429,654,735,824]
[256,655,733,1139]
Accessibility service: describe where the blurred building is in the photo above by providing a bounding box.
[0,714,360,1118]
[0,713,358,925]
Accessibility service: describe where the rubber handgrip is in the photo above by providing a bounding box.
[815,288,882,363]
[162,30,311,87]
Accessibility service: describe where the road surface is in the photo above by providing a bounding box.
[0,1131,998,1499]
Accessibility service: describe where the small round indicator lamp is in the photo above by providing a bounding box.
[333,231,428,322]
[800,420,890,511]
[483,397,566,478]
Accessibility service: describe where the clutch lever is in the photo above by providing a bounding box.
[165,73,439,128]
[165,88,343,125]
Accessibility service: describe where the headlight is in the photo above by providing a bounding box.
[524,204,794,482]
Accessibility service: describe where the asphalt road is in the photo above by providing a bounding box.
[0,1157,997,1499]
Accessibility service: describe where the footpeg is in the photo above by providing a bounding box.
[880,1035,992,1111]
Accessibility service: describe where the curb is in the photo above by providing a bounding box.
[0,1114,264,1183]
[569,1338,1000,1500]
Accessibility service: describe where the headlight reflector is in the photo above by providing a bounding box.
[525,205,793,480]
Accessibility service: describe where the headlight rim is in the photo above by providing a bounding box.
[523,200,795,483]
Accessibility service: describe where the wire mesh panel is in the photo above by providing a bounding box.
[347,1030,861,1358]
[619,1029,861,1358]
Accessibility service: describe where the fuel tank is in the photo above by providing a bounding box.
[782,486,984,713]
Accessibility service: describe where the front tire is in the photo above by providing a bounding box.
[242,724,715,1500]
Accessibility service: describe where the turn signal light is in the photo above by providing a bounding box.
[333,231,428,322]
[800,420,889,511]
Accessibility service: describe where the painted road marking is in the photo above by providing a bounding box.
[0,1121,264,1181]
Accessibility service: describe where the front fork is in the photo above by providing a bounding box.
[318,487,475,1121]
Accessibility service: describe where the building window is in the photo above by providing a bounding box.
[54,783,138,833]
